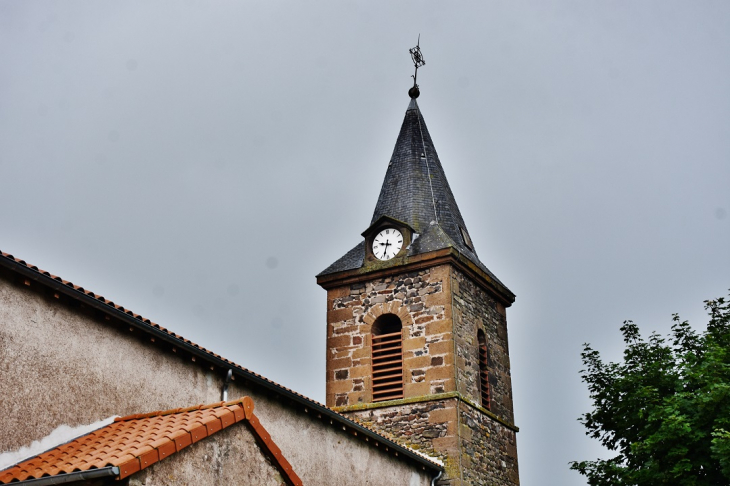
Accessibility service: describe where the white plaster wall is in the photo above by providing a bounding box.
[127,421,285,486]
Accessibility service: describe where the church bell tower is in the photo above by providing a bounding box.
[316,45,519,486]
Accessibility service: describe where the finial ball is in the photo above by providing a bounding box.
[408,86,420,99]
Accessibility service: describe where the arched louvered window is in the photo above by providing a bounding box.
[478,330,491,410]
[371,314,403,402]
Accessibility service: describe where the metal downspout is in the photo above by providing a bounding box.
[431,470,443,486]
[222,368,233,401]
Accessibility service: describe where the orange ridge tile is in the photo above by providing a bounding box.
[0,399,251,484]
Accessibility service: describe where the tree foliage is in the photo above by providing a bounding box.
[571,294,730,485]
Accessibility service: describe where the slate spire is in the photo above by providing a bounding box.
[371,98,472,253]
[319,96,509,288]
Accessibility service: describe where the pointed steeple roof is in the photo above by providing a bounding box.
[371,98,469,250]
[319,98,510,296]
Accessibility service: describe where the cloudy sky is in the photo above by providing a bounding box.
[2,2,729,484]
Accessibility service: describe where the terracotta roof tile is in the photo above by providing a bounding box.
[0,398,253,484]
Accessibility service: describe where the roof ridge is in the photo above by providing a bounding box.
[114,398,250,422]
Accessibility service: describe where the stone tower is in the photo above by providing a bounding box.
[316,91,519,485]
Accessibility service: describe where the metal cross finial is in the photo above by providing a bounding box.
[409,35,425,98]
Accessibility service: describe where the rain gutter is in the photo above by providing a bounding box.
[8,466,119,485]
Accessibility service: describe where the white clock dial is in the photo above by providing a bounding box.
[372,228,404,261]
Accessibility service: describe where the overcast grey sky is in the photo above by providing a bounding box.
[2,2,729,484]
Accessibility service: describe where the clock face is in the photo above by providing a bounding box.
[373,228,404,261]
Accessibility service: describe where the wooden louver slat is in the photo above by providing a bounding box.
[479,342,491,410]
[372,364,402,374]
[372,330,403,402]
[373,331,402,341]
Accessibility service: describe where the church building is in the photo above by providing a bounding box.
[0,50,518,486]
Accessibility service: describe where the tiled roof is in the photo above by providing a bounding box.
[0,399,244,483]
[0,398,302,485]
[0,251,443,474]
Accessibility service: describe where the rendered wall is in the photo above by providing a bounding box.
[125,421,285,486]
[0,270,433,486]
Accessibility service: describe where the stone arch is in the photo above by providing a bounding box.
[371,313,402,336]
[362,302,414,335]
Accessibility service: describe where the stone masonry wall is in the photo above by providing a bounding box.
[325,265,452,408]
[459,401,520,485]
[327,263,519,485]
[346,397,519,486]
[345,398,459,475]
[452,268,514,423]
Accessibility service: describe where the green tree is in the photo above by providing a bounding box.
[571,294,730,485]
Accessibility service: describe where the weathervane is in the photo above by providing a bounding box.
[408,35,425,99]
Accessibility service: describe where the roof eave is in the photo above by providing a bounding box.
[0,254,443,474]
[6,467,119,485]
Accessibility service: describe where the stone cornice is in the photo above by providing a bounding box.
[333,391,519,433]
[316,247,515,307]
